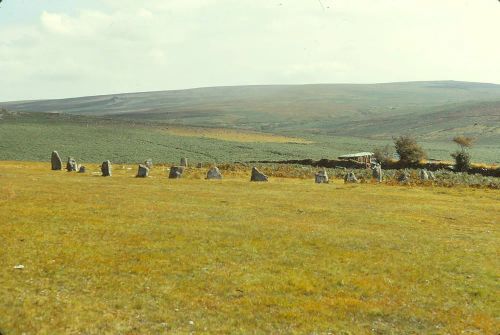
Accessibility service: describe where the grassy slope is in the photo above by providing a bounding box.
[0,162,499,334]
[0,111,498,164]
[3,81,500,143]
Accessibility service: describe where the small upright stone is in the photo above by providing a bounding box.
[372,163,383,182]
[206,166,222,180]
[428,171,436,180]
[315,168,329,184]
[78,166,86,173]
[169,166,184,179]
[344,172,358,183]
[101,160,112,177]
[136,164,149,178]
[144,159,153,169]
[419,169,429,181]
[66,157,77,172]
[180,158,188,167]
[250,167,268,182]
[397,170,410,184]
[51,151,62,170]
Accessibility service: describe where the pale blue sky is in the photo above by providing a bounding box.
[1,0,499,101]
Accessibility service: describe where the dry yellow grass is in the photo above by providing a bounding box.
[0,161,499,334]
[159,126,313,144]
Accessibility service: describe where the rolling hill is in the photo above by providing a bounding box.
[1,81,499,163]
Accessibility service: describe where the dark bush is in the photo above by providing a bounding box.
[451,151,471,172]
[393,135,427,164]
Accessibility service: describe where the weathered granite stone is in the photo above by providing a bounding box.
[136,164,149,178]
[78,166,86,173]
[180,158,188,167]
[250,167,268,182]
[51,151,62,170]
[144,159,153,169]
[344,172,358,183]
[397,170,410,184]
[315,169,329,184]
[169,166,184,179]
[101,160,112,177]
[206,166,223,180]
[66,157,77,172]
[372,163,383,182]
[419,169,429,181]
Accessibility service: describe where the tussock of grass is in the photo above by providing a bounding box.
[0,161,499,334]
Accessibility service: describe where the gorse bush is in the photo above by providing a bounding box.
[393,135,427,164]
[451,135,475,172]
[451,151,471,172]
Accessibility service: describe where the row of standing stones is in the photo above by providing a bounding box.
[51,152,434,183]
[315,163,435,184]
[51,151,87,173]
[51,152,264,181]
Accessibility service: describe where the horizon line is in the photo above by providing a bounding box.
[2,79,499,104]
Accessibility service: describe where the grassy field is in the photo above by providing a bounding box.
[0,161,498,334]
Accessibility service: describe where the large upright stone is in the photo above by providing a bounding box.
[372,163,383,182]
[144,159,153,169]
[419,169,429,181]
[250,167,268,182]
[136,164,149,178]
[315,169,329,184]
[51,151,62,170]
[66,157,77,172]
[206,166,223,180]
[180,158,188,167]
[169,166,184,179]
[101,160,112,177]
[344,172,358,183]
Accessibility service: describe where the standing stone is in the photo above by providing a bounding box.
[250,167,268,182]
[344,171,358,183]
[66,157,77,172]
[101,160,112,177]
[51,151,62,170]
[180,158,188,167]
[206,166,223,180]
[397,170,410,184]
[144,159,153,169]
[428,171,436,180]
[78,166,86,173]
[372,163,383,182]
[169,166,184,179]
[419,169,429,181]
[136,164,149,178]
[315,168,329,184]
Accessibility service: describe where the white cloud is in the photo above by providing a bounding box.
[1,0,500,101]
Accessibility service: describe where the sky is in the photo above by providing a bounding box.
[1,0,499,101]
